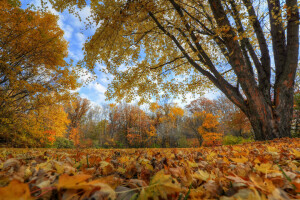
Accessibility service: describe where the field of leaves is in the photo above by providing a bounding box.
[0,138,299,200]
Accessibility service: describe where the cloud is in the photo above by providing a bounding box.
[88,82,107,94]
[77,68,96,83]
[76,33,85,46]
[63,25,74,40]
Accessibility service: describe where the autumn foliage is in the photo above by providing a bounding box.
[0,0,79,147]
[0,138,299,199]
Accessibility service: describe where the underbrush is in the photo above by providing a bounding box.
[223,135,254,145]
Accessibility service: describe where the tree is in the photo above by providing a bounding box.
[0,0,79,146]
[185,110,222,146]
[149,101,185,147]
[227,110,251,136]
[51,0,299,140]
[64,97,91,145]
[81,105,109,146]
[214,95,252,136]
[186,97,218,115]
[33,103,70,145]
[0,102,70,147]
[0,2,78,121]
[65,97,91,130]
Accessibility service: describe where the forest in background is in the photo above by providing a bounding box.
[2,93,300,148]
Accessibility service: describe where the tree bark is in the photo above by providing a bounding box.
[207,0,299,140]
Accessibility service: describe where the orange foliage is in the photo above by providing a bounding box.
[44,130,56,144]
[108,104,156,147]
[187,138,200,147]
[195,111,223,146]
[227,110,251,135]
[69,127,80,146]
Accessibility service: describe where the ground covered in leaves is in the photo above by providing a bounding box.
[0,138,299,200]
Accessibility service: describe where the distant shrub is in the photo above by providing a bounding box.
[291,130,300,138]
[150,143,161,148]
[52,137,74,148]
[115,141,124,148]
[223,135,254,145]
[177,136,189,148]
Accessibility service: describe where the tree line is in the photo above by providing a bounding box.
[74,96,254,148]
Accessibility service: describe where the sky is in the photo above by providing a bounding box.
[20,0,218,107]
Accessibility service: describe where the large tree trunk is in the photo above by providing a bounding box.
[247,104,292,141]
[207,0,299,141]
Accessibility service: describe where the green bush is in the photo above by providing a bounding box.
[52,137,74,148]
[115,141,124,148]
[150,143,161,148]
[223,135,254,145]
[177,136,189,148]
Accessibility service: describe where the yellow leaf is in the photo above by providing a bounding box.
[54,162,64,174]
[138,170,181,200]
[57,174,91,190]
[193,170,210,181]
[221,157,230,164]
[57,174,116,199]
[100,161,114,175]
[291,149,300,158]
[249,174,276,193]
[254,163,272,174]
[187,161,198,168]
[254,158,260,164]
[207,152,217,161]
[117,167,127,174]
[231,156,248,163]
[267,146,279,153]
[37,161,52,172]
[0,180,33,200]
[145,163,154,171]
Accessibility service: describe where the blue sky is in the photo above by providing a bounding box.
[20,0,218,106]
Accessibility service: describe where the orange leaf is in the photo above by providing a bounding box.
[57,174,91,190]
[0,180,32,200]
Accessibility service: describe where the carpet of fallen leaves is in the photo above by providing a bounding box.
[0,138,299,200]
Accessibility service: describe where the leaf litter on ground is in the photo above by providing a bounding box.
[0,138,299,199]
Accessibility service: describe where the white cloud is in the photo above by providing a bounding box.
[63,25,74,40]
[78,68,96,83]
[100,77,110,84]
[118,64,128,72]
[88,82,107,94]
[76,32,85,47]
[77,6,92,22]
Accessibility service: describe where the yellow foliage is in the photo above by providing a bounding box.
[150,102,160,112]
[146,125,157,137]
[0,0,79,146]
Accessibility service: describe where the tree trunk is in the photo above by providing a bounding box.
[207,0,299,141]
[239,128,242,137]
[198,136,203,147]
[246,91,293,140]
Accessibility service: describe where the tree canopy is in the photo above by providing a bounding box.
[47,0,299,141]
[0,0,79,146]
